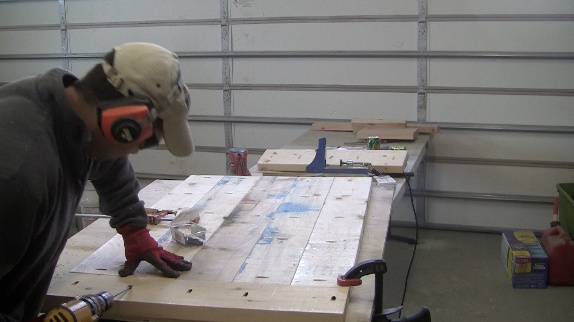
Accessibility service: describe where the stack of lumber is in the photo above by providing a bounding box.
[311,118,438,141]
[255,119,428,176]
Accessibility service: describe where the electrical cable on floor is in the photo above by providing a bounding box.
[398,172,419,318]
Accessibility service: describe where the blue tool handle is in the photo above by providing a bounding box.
[305,138,328,173]
[306,138,370,175]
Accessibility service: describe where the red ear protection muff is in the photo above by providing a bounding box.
[97,97,156,145]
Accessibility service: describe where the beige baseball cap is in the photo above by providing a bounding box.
[102,42,194,157]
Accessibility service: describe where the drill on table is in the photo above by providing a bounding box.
[44,285,132,322]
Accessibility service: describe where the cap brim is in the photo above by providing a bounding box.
[163,117,194,157]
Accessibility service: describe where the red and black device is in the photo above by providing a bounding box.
[97,97,157,146]
[338,259,431,322]
[227,147,251,176]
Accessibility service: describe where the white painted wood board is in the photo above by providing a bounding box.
[346,183,394,320]
[138,180,182,207]
[200,176,308,285]
[257,149,408,174]
[291,177,372,286]
[54,175,373,322]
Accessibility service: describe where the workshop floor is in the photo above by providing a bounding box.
[382,226,574,322]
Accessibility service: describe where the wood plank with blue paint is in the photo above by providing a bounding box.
[233,177,336,285]
[190,176,299,283]
[71,175,260,275]
[292,176,372,286]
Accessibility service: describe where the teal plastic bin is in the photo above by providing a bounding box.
[557,183,574,237]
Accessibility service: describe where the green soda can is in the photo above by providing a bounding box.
[367,136,380,150]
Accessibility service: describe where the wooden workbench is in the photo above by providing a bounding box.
[282,130,431,207]
[45,131,431,322]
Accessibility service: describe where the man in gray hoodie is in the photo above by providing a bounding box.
[0,42,194,321]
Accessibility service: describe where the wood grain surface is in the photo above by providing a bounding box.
[48,175,374,322]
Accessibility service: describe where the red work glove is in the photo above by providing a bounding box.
[117,226,192,278]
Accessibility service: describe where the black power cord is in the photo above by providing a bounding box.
[398,172,419,318]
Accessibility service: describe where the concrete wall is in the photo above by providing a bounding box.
[1,0,573,232]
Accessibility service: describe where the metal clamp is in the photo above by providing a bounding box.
[338,259,431,322]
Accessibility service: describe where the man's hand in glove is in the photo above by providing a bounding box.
[117,226,192,278]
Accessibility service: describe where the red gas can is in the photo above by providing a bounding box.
[541,225,574,286]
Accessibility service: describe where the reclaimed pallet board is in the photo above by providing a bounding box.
[54,175,373,322]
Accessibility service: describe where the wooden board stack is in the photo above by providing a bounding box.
[257,119,422,175]
[311,118,438,141]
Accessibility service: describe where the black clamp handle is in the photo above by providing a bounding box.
[337,259,387,286]
[337,259,431,322]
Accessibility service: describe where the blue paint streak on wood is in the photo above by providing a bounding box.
[238,262,247,274]
[258,226,279,244]
[216,176,248,186]
[216,176,231,185]
[267,191,288,199]
[292,178,307,188]
[265,201,312,218]
[276,202,312,214]
[268,176,278,183]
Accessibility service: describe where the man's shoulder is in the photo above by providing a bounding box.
[0,91,58,183]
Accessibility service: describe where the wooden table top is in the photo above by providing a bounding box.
[45,175,394,322]
[45,130,430,321]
